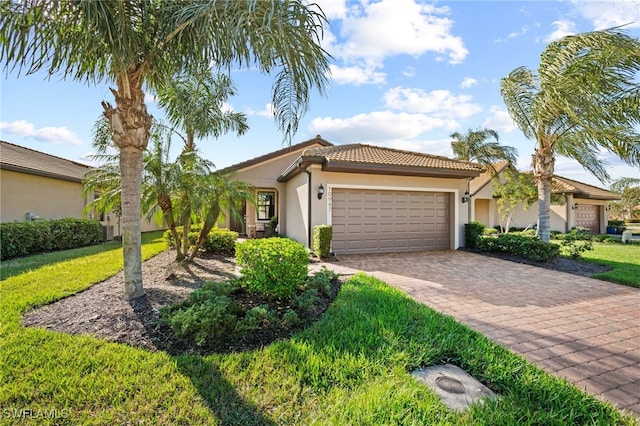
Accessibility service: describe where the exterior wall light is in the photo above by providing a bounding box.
[572,203,578,210]
[317,183,324,200]
[461,190,471,203]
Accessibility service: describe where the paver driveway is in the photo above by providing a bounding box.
[317,250,640,418]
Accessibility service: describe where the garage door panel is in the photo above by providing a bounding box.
[575,205,600,234]
[332,189,450,254]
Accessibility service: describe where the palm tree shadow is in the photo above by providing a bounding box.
[130,295,275,425]
[175,355,277,426]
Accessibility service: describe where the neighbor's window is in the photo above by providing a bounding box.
[257,191,276,220]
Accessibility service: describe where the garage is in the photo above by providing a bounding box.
[331,188,450,254]
[574,204,600,234]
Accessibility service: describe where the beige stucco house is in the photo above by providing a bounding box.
[470,162,619,234]
[0,141,164,237]
[219,136,483,254]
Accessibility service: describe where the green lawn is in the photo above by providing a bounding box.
[582,242,640,287]
[0,233,636,425]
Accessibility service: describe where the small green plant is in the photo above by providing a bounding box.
[313,224,333,259]
[483,227,498,235]
[281,309,301,328]
[236,237,308,299]
[292,288,320,314]
[236,305,276,333]
[305,267,338,296]
[464,221,485,248]
[558,228,594,259]
[164,225,237,255]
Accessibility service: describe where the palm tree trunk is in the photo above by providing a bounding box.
[119,146,144,299]
[188,203,220,261]
[532,148,555,242]
[158,194,184,261]
[102,68,152,300]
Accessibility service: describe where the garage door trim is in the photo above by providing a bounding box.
[326,184,461,250]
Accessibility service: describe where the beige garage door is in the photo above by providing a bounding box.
[575,204,600,234]
[331,189,450,254]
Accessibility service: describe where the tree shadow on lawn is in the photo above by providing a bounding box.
[131,295,276,426]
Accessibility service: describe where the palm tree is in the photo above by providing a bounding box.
[450,127,518,221]
[610,178,640,220]
[1,1,330,299]
[501,28,640,242]
[156,67,249,258]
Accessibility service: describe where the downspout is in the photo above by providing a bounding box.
[298,163,312,248]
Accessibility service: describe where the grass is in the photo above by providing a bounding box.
[581,242,640,287]
[0,234,637,425]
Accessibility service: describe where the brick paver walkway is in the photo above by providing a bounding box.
[315,250,640,418]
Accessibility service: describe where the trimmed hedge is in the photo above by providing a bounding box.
[236,237,308,299]
[313,225,333,259]
[163,226,237,255]
[477,233,560,262]
[0,218,103,260]
[464,221,485,249]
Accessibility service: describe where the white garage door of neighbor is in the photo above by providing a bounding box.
[575,204,600,234]
[331,189,450,254]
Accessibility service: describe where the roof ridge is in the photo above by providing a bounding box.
[0,140,91,168]
[553,174,611,192]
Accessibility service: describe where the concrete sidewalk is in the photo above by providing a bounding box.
[314,250,640,418]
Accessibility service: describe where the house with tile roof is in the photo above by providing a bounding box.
[218,135,483,253]
[0,141,164,237]
[469,162,620,234]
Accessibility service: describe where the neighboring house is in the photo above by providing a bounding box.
[219,135,483,254]
[0,141,164,237]
[470,162,620,234]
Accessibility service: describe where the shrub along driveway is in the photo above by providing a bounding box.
[319,250,640,418]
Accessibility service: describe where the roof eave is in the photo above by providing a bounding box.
[0,163,85,183]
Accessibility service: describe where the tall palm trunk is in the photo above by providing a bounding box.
[532,147,555,242]
[158,194,184,261]
[102,68,152,300]
[188,201,220,261]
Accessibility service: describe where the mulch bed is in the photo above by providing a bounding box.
[22,250,340,355]
[22,249,609,355]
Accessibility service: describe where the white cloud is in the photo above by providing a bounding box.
[308,110,458,143]
[144,93,157,104]
[545,20,577,42]
[328,0,468,66]
[329,64,386,85]
[383,87,482,119]
[460,77,477,89]
[0,120,84,147]
[316,0,349,20]
[245,103,274,118]
[387,138,454,158]
[572,0,640,30]
[483,107,517,134]
[403,66,416,78]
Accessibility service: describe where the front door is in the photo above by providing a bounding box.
[229,200,246,236]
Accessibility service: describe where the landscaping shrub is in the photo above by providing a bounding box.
[0,218,102,260]
[478,233,560,262]
[164,225,237,255]
[236,237,308,298]
[464,221,485,248]
[313,225,333,259]
[557,228,594,259]
[483,227,498,235]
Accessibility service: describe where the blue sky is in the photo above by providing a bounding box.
[2,0,639,188]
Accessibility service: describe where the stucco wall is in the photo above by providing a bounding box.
[1,169,86,222]
[1,169,165,236]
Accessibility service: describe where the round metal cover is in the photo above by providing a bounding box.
[435,375,465,394]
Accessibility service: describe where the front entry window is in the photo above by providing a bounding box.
[257,191,276,220]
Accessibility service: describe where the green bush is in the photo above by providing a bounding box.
[0,218,102,260]
[558,228,594,259]
[464,221,485,248]
[478,233,560,262]
[483,227,498,236]
[305,267,338,296]
[164,226,237,255]
[236,237,309,299]
[235,305,276,333]
[313,225,333,259]
[202,228,238,255]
